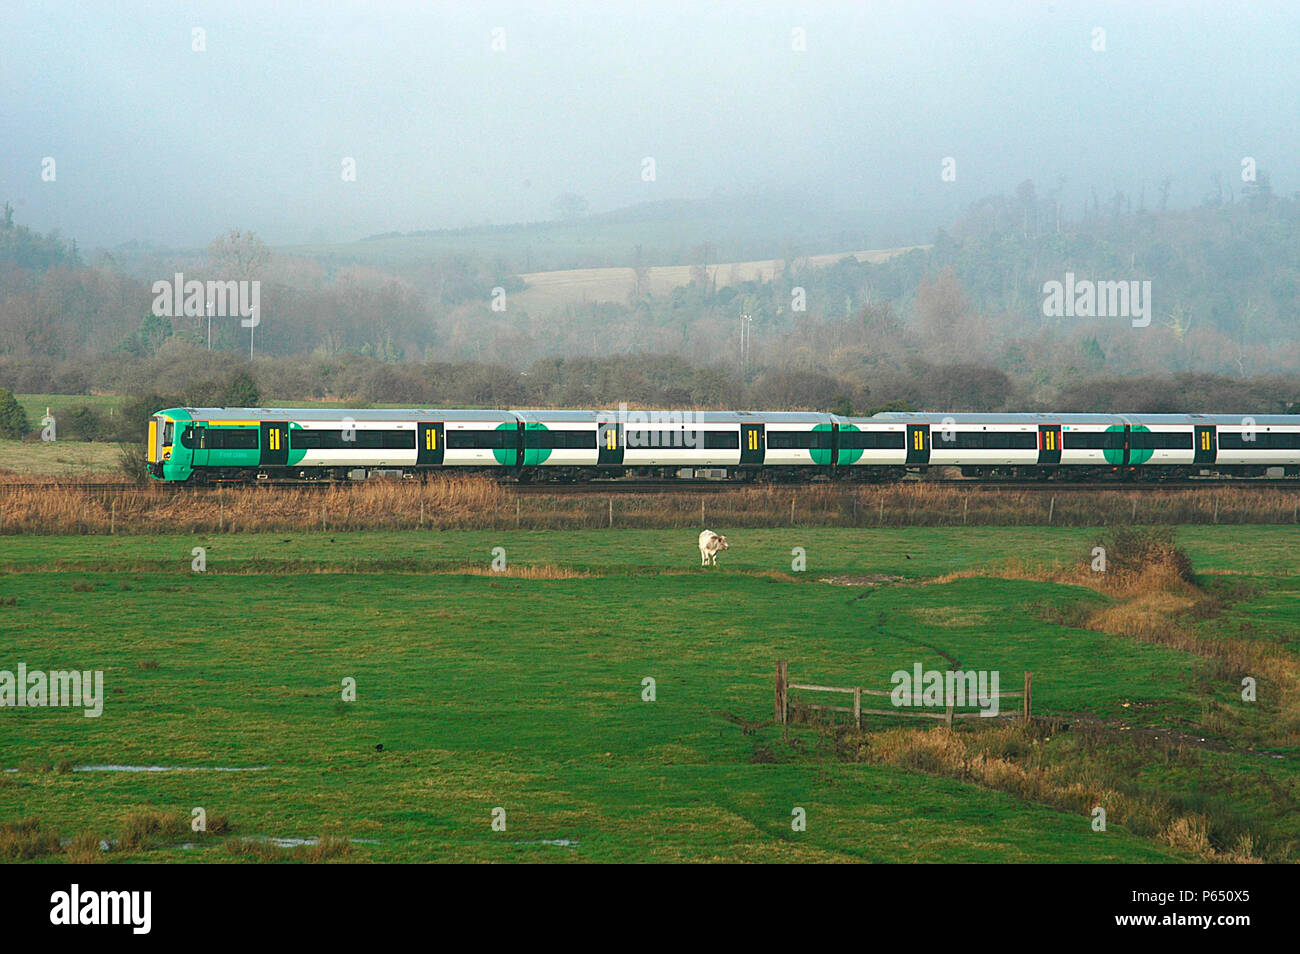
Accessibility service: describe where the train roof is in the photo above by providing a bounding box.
[866,412,1123,425]
[1123,413,1300,426]
[169,408,1300,427]
[177,407,517,423]
[512,410,832,425]
[867,412,1300,426]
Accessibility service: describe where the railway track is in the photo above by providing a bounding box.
[3,478,1299,496]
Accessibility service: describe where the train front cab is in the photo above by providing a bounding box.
[146,409,195,481]
[146,414,169,479]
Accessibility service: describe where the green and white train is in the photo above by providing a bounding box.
[147,407,1300,483]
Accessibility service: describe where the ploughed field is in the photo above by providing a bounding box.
[2,528,1297,862]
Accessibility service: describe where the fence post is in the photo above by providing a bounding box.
[1047,496,1054,524]
[1023,671,1032,723]
[110,499,115,535]
[853,686,861,730]
[775,661,788,725]
[945,703,954,727]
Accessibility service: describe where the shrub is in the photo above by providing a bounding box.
[0,387,30,439]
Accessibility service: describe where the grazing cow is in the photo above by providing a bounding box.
[698,530,729,566]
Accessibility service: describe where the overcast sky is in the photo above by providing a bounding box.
[2,0,1296,250]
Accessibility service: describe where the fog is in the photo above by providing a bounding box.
[2,0,1296,250]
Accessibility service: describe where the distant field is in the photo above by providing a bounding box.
[279,205,897,273]
[513,246,929,311]
[2,527,1295,863]
[14,394,126,421]
[0,438,121,480]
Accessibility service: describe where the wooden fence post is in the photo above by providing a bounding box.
[1023,671,1033,723]
[853,686,861,730]
[945,703,954,726]
[775,661,788,725]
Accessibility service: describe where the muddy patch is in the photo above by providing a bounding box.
[819,574,905,587]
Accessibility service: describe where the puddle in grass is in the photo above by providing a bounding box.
[179,836,380,850]
[4,764,270,774]
[72,765,270,773]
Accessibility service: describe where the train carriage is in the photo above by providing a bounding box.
[1199,414,1300,473]
[830,416,909,470]
[1058,416,1129,470]
[619,411,749,471]
[148,405,1300,484]
[512,410,603,470]
[743,412,835,468]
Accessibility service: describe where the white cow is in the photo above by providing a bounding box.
[698,530,729,566]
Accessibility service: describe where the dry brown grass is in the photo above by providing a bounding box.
[455,564,593,579]
[0,818,59,859]
[118,808,188,851]
[64,832,106,864]
[3,477,1300,535]
[223,834,352,862]
[837,723,1262,862]
[938,529,1300,746]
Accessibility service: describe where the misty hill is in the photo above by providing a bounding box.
[281,192,938,273]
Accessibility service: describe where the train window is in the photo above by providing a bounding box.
[766,431,833,450]
[1128,431,1194,450]
[625,430,702,448]
[839,431,907,450]
[291,430,416,450]
[934,432,1037,450]
[523,429,598,450]
[702,431,740,450]
[1218,432,1300,450]
[445,429,517,450]
[1062,432,1125,450]
[205,428,259,450]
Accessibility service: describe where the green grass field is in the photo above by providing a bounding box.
[2,527,1297,862]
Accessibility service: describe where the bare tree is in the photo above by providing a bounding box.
[208,229,270,276]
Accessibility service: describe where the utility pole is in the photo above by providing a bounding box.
[740,313,753,375]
